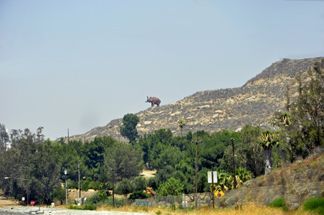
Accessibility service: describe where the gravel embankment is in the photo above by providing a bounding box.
[0,206,153,215]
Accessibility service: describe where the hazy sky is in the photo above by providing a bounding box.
[1,0,324,140]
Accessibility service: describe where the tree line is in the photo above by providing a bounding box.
[0,59,323,204]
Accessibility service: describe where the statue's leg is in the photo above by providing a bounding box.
[151,103,153,107]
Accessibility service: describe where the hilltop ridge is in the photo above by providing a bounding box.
[67,57,324,143]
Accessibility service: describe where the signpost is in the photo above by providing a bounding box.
[208,171,217,209]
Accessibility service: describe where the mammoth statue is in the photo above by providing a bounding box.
[146,96,161,107]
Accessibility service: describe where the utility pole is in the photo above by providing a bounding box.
[68,129,69,144]
[112,168,115,207]
[192,133,201,209]
[64,169,68,206]
[78,161,81,198]
[212,172,214,209]
[27,180,29,206]
[231,138,236,189]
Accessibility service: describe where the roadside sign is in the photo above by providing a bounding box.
[214,188,224,199]
[31,200,35,206]
[208,171,217,183]
[136,201,149,206]
[22,197,25,201]
[135,199,150,206]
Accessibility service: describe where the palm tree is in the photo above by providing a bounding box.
[177,120,186,136]
[259,130,280,175]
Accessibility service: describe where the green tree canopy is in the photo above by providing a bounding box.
[105,142,144,181]
[157,177,184,196]
[116,178,133,197]
[0,128,60,204]
[120,114,139,142]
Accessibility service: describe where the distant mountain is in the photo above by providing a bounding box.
[66,57,324,143]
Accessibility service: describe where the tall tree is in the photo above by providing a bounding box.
[283,59,324,160]
[120,114,139,142]
[105,142,143,181]
[259,130,279,175]
[177,120,186,136]
[0,124,9,148]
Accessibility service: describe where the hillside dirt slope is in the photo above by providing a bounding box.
[66,57,324,143]
[0,189,19,207]
[217,148,324,210]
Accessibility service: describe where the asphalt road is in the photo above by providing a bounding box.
[0,207,153,215]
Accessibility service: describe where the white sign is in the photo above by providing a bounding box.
[22,197,25,201]
[207,171,217,183]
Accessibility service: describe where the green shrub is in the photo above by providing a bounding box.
[98,190,107,201]
[51,188,65,203]
[87,194,100,204]
[68,205,82,210]
[269,197,288,211]
[67,180,78,189]
[82,178,93,191]
[156,210,162,215]
[128,191,148,200]
[157,177,184,196]
[83,203,97,210]
[303,198,324,214]
[141,206,148,212]
[310,161,317,168]
[235,204,243,210]
[88,181,100,190]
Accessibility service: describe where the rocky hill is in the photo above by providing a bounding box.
[229,147,324,209]
[67,57,324,143]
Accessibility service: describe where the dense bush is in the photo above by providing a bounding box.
[115,178,133,196]
[87,190,107,203]
[50,187,66,203]
[83,203,97,210]
[269,197,288,211]
[86,194,100,204]
[157,177,184,196]
[131,177,147,192]
[303,198,324,215]
[67,180,78,189]
[68,203,97,210]
[128,191,148,200]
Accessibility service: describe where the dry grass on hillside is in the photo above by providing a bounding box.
[141,169,157,179]
[94,202,311,215]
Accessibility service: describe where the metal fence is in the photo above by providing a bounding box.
[101,181,324,210]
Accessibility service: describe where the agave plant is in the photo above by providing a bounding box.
[210,171,233,192]
[281,112,291,127]
[235,167,254,182]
